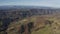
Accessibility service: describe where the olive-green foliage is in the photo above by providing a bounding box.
[31,25,53,34]
[0,21,3,27]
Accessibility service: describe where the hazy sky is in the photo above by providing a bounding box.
[0,0,60,7]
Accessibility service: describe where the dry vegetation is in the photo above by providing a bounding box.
[6,14,60,34]
[0,8,60,34]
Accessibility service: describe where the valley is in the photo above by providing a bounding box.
[0,6,60,34]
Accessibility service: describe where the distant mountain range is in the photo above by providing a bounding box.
[0,5,59,10]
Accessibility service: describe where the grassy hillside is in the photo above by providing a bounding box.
[6,15,60,34]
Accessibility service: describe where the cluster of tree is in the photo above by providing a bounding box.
[19,22,34,34]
